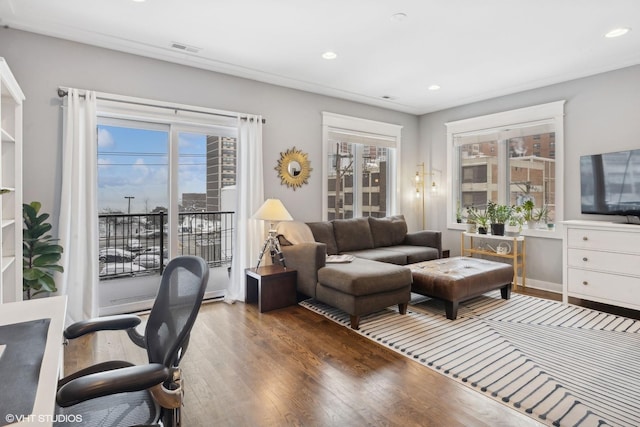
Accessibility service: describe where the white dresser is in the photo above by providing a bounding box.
[563,220,640,310]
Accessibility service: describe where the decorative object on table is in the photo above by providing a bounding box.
[275,146,312,190]
[495,242,512,255]
[466,206,488,234]
[532,204,549,229]
[252,198,293,268]
[505,205,524,236]
[521,199,535,228]
[23,202,64,299]
[486,201,512,236]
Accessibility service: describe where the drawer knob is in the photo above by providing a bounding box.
[582,236,588,241]
[582,281,588,285]
[582,257,588,262]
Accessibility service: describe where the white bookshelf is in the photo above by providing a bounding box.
[0,58,24,303]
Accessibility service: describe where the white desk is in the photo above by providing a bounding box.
[0,296,67,426]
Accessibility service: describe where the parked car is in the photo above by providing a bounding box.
[100,262,146,276]
[99,248,135,263]
[139,228,161,238]
[142,246,169,258]
[127,238,144,251]
[134,254,167,269]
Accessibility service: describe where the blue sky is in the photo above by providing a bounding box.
[97,125,207,213]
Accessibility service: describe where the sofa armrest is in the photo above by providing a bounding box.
[404,230,442,258]
[281,242,327,298]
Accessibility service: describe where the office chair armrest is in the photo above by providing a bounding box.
[56,363,170,407]
[64,314,142,340]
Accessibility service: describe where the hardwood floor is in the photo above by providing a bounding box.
[65,286,640,426]
[65,295,552,427]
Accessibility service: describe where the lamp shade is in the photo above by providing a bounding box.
[251,198,293,222]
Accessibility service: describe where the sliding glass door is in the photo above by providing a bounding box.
[97,118,237,315]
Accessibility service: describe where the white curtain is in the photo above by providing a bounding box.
[55,89,99,325]
[226,115,265,302]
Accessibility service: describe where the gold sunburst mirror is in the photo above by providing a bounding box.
[275,147,312,190]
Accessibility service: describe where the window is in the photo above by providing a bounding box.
[446,101,565,234]
[322,112,402,220]
[96,98,238,313]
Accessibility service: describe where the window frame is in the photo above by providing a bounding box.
[446,101,565,238]
[321,112,402,220]
[97,102,238,259]
[95,96,239,315]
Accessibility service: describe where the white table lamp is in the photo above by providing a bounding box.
[252,198,293,268]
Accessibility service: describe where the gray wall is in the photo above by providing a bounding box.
[0,28,421,229]
[3,27,639,290]
[419,64,640,289]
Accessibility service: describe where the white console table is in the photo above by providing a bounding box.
[0,296,67,426]
[562,220,640,310]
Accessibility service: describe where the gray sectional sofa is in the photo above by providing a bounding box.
[277,215,441,328]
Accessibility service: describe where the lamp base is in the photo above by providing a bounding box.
[256,230,285,269]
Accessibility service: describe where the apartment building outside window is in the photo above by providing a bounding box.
[447,101,565,232]
[322,113,401,220]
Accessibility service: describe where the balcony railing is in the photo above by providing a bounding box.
[98,211,234,280]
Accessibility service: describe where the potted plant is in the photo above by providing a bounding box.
[23,201,64,299]
[506,205,524,236]
[486,201,512,236]
[521,199,535,228]
[532,205,549,230]
[465,207,477,233]
[467,207,489,234]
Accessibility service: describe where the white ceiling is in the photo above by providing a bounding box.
[1,0,639,115]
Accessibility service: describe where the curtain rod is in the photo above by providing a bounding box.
[56,88,266,124]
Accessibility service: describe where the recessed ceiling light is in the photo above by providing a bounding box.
[391,12,407,22]
[322,51,337,60]
[428,85,441,91]
[605,27,630,38]
[132,0,146,2]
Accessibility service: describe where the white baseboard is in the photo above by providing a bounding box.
[518,276,562,294]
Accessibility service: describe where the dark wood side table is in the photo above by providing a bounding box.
[245,265,297,313]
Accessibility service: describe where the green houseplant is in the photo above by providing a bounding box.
[486,201,512,235]
[466,206,489,234]
[23,201,64,299]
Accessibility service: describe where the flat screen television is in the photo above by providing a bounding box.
[581,149,640,222]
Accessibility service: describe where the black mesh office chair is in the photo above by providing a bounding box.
[55,255,209,427]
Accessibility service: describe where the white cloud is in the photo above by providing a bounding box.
[98,128,115,148]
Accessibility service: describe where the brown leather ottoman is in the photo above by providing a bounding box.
[409,257,513,320]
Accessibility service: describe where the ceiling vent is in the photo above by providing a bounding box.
[170,42,201,53]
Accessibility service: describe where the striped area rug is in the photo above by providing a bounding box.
[300,292,640,427]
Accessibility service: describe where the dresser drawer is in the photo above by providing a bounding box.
[567,228,640,254]
[567,248,640,277]
[567,268,640,309]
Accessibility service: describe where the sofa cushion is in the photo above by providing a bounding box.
[385,245,439,264]
[276,221,315,245]
[368,215,408,247]
[332,217,374,252]
[318,258,411,296]
[342,248,407,265]
[307,221,339,255]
